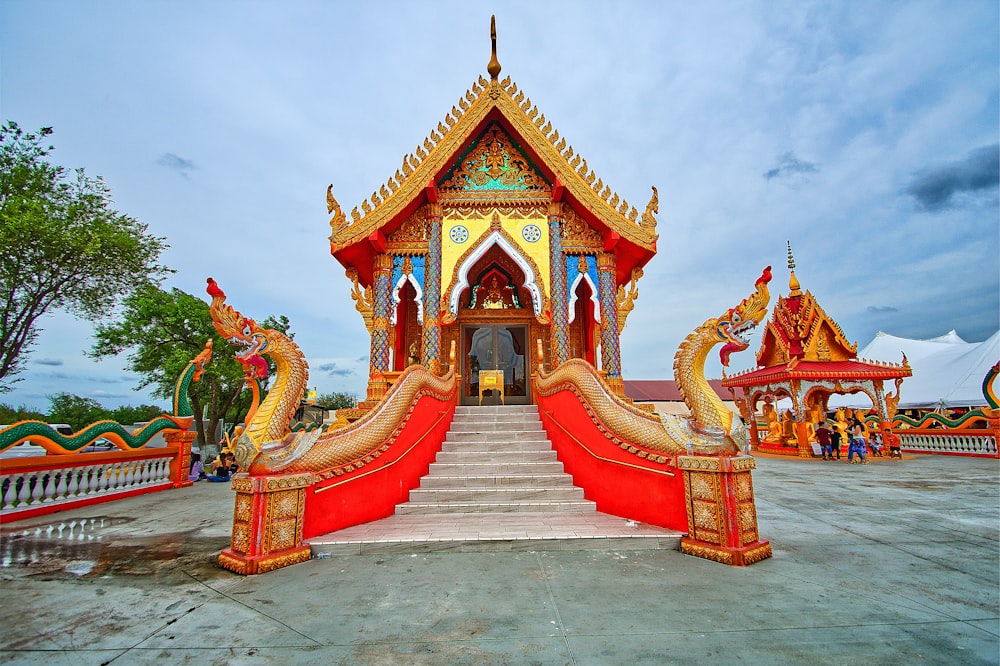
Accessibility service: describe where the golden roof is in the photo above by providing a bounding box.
[328,19,658,256]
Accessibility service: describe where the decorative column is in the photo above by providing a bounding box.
[163,429,196,488]
[218,473,313,575]
[597,252,624,396]
[678,455,772,566]
[422,203,443,374]
[548,202,569,368]
[367,252,393,402]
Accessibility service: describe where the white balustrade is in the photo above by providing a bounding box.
[1,455,175,515]
[899,431,998,457]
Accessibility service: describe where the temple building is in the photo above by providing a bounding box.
[723,245,911,456]
[327,20,658,408]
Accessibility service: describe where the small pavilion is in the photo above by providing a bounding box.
[722,245,911,456]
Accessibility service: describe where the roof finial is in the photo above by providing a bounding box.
[786,240,802,296]
[487,15,502,81]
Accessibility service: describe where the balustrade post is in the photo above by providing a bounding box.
[218,473,313,575]
[163,430,196,488]
[677,455,772,566]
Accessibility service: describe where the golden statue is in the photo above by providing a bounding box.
[762,401,783,443]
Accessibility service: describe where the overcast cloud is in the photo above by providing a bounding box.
[1,1,997,411]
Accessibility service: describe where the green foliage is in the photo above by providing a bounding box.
[316,391,357,410]
[0,402,46,424]
[109,403,165,425]
[0,121,171,392]
[46,392,107,431]
[89,284,290,447]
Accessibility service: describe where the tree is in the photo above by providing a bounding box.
[109,403,166,426]
[0,403,45,424]
[90,284,290,449]
[46,392,108,431]
[0,121,170,392]
[316,391,357,410]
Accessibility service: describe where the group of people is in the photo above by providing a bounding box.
[187,448,239,482]
[814,416,900,464]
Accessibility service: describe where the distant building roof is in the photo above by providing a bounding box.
[624,379,727,402]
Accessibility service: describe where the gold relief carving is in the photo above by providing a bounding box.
[677,456,721,471]
[264,475,313,491]
[234,494,253,522]
[444,203,547,220]
[268,519,298,552]
[616,268,643,334]
[743,543,773,564]
[231,523,251,555]
[231,477,253,494]
[735,474,754,502]
[689,472,715,500]
[346,267,375,334]
[255,548,312,574]
[439,123,548,192]
[738,504,758,544]
[387,210,429,254]
[681,541,734,565]
[561,208,602,251]
[730,456,756,472]
[271,489,301,519]
[218,551,249,575]
[692,500,719,533]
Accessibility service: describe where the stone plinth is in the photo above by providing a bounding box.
[677,455,772,566]
[218,472,313,575]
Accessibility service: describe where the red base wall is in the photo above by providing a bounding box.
[536,389,687,532]
[302,394,454,538]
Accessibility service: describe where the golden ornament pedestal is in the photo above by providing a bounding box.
[677,455,772,566]
[218,473,313,575]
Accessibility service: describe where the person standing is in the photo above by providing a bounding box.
[829,423,842,460]
[847,418,869,465]
[816,421,834,460]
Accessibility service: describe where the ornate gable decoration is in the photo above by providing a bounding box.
[756,277,858,367]
[327,21,659,256]
[439,122,549,193]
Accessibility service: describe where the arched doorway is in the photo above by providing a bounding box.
[455,246,537,405]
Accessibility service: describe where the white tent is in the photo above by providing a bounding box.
[829,330,999,410]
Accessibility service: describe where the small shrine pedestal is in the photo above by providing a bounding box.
[677,455,772,566]
[218,473,313,575]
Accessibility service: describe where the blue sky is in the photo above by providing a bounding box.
[1,1,997,412]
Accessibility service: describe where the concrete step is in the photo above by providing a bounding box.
[418,474,575,489]
[306,512,684,556]
[447,421,544,433]
[434,450,558,464]
[428,461,565,475]
[396,500,596,515]
[455,405,539,415]
[441,436,552,451]
[407,487,586,503]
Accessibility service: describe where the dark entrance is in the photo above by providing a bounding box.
[462,324,528,405]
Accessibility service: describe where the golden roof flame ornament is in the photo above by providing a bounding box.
[487,15,501,81]
[787,240,802,296]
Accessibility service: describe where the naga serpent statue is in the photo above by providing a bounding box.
[535,266,772,456]
[207,278,456,475]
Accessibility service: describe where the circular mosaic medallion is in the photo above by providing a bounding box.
[449,225,469,244]
[521,224,542,243]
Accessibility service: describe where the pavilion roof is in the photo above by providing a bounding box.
[326,24,659,285]
[723,246,911,389]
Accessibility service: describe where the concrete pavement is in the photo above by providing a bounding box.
[1,454,997,664]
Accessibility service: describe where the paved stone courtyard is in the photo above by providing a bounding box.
[1,454,997,664]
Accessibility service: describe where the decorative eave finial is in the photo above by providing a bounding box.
[786,240,802,296]
[487,15,502,81]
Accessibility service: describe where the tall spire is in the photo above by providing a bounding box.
[786,240,802,296]
[487,15,502,81]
